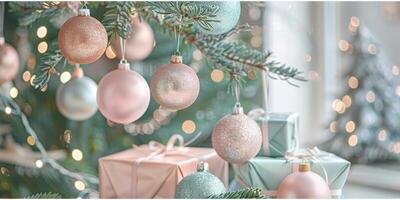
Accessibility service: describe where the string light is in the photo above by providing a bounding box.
[5,107,12,115]
[30,75,36,86]
[27,55,36,70]
[329,121,337,133]
[72,149,83,161]
[345,121,356,133]
[304,54,312,62]
[366,90,375,103]
[367,44,377,55]
[9,87,18,98]
[192,49,202,61]
[396,85,400,96]
[332,99,346,114]
[394,142,400,154]
[350,16,360,27]
[392,65,400,75]
[307,70,319,81]
[36,26,48,38]
[64,129,72,144]
[342,95,352,108]
[247,70,257,80]
[251,26,262,36]
[27,135,36,146]
[22,71,31,82]
[378,129,387,141]
[60,71,72,83]
[40,85,48,92]
[348,76,359,89]
[338,40,350,52]
[0,167,10,176]
[182,120,196,134]
[74,180,86,191]
[37,41,48,54]
[210,69,224,83]
[348,135,358,147]
[105,46,116,59]
[35,160,44,168]
[250,36,262,48]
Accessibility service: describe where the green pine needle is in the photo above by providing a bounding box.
[208,187,266,199]
[25,192,62,199]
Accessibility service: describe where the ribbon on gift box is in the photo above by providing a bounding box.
[234,147,342,198]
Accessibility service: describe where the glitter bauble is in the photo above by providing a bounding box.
[0,39,20,84]
[111,17,155,61]
[175,162,226,198]
[212,106,262,164]
[150,55,200,110]
[58,9,107,64]
[97,64,150,124]
[277,163,331,199]
[195,2,241,35]
[56,73,98,121]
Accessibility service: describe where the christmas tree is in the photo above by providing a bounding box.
[324,17,400,163]
[0,2,304,198]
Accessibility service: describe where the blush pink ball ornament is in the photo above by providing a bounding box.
[150,55,200,110]
[97,62,150,124]
[0,37,19,84]
[211,104,262,164]
[277,163,331,199]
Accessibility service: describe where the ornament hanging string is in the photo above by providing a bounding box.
[174,14,183,55]
[0,2,4,38]
[231,69,241,106]
[118,14,128,64]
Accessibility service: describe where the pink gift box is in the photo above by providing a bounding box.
[99,143,228,198]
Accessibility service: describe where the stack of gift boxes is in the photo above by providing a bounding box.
[98,112,351,198]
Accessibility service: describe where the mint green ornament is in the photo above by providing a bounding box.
[175,162,226,198]
[195,1,241,35]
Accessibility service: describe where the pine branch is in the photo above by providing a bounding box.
[25,192,62,199]
[102,2,134,42]
[32,49,65,90]
[207,187,265,199]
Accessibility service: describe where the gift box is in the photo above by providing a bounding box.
[233,148,351,198]
[99,135,228,198]
[249,110,299,157]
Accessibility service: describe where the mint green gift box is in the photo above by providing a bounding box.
[256,112,299,157]
[233,149,351,198]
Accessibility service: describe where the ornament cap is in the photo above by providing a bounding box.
[72,66,84,78]
[170,55,183,64]
[78,9,90,16]
[118,61,130,70]
[298,162,311,172]
[232,103,244,114]
[0,37,4,45]
[197,161,209,172]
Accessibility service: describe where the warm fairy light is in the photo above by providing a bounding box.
[251,26,262,36]
[35,160,43,168]
[348,23,358,33]
[27,136,36,146]
[74,180,86,191]
[348,135,358,147]
[4,107,12,115]
[37,41,48,54]
[304,54,312,62]
[9,87,18,98]
[60,71,72,83]
[394,142,400,154]
[105,46,117,59]
[329,121,337,133]
[27,55,36,70]
[210,69,224,83]
[366,90,376,103]
[72,149,83,161]
[348,76,359,89]
[367,44,377,55]
[30,75,36,86]
[193,49,203,61]
[396,85,400,96]
[182,120,196,134]
[64,129,72,144]
[345,121,356,133]
[338,40,350,52]
[247,70,257,80]
[332,99,340,110]
[378,129,387,141]
[0,167,9,176]
[40,84,48,92]
[307,70,319,81]
[350,16,360,28]
[342,95,352,108]
[22,71,31,82]
[332,99,346,114]
[36,26,48,38]
[392,65,400,75]
[250,36,262,48]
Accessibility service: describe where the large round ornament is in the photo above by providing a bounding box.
[0,38,20,84]
[150,55,200,110]
[212,105,262,164]
[194,2,241,35]
[97,62,150,124]
[58,9,107,64]
[56,67,98,121]
[277,163,331,199]
[175,162,226,198]
[111,17,155,61]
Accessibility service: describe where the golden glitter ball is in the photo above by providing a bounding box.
[211,69,224,82]
[348,135,358,147]
[182,120,196,134]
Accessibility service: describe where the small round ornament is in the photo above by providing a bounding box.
[0,38,20,84]
[111,17,155,61]
[175,162,226,198]
[58,9,107,64]
[150,55,200,110]
[212,104,262,164]
[97,62,150,124]
[56,67,98,121]
[277,163,331,199]
[194,2,241,35]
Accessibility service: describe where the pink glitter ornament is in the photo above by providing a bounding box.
[150,55,200,110]
[277,163,331,199]
[97,62,150,124]
[0,38,19,84]
[211,104,262,164]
